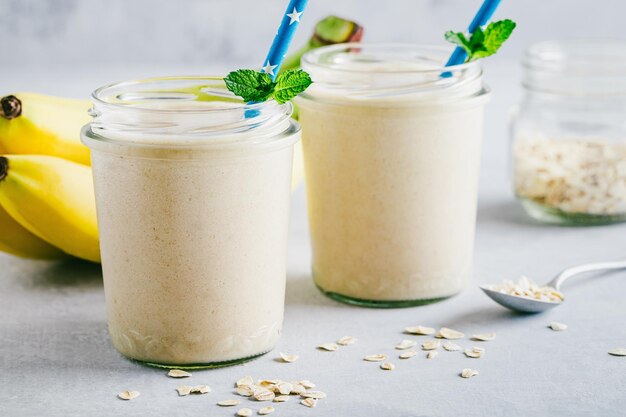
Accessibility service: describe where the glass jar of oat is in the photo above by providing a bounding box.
[512,40,626,225]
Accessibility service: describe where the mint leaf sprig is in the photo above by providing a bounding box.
[445,19,516,63]
[224,69,312,104]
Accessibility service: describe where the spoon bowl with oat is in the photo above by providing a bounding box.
[481,259,626,313]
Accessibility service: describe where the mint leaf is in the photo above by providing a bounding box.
[224,68,312,104]
[473,19,516,60]
[444,19,516,63]
[444,31,471,52]
[224,69,274,102]
[273,69,313,104]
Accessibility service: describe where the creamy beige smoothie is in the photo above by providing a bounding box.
[82,77,299,366]
[296,44,490,306]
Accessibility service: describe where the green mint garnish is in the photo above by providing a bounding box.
[445,19,516,62]
[224,68,312,104]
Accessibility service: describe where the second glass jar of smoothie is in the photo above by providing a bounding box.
[296,44,490,307]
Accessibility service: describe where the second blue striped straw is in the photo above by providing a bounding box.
[444,0,502,68]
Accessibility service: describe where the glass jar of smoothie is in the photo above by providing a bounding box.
[296,44,490,307]
[512,40,626,225]
[82,77,299,367]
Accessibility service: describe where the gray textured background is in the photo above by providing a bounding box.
[0,0,624,68]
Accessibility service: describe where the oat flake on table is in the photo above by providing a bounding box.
[461,368,479,378]
[279,352,299,363]
[237,408,253,417]
[337,335,357,346]
[608,348,626,356]
[167,369,191,378]
[549,322,568,331]
[118,390,140,400]
[364,354,387,362]
[399,350,417,359]
[396,339,417,350]
[318,342,339,351]
[436,327,465,339]
[405,325,436,335]
[301,398,317,408]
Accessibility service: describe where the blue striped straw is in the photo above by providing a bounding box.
[245,0,309,117]
[260,0,310,80]
[443,0,501,73]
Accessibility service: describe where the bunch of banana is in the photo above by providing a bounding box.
[0,92,99,262]
[0,155,99,262]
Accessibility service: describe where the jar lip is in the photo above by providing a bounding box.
[302,43,479,75]
[85,76,296,149]
[300,43,488,105]
[92,75,284,114]
[522,40,626,97]
[523,39,626,73]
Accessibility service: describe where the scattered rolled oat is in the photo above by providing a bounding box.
[486,276,564,303]
[257,380,278,388]
[253,388,275,402]
[318,343,339,351]
[118,390,140,400]
[301,391,327,399]
[273,395,290,403]
[436,327,465,340]
[301,398,317,408]
[177,385,193,396]
[237,408,253,417]
[442,341,461,352]
[461,368,479,378]
[549,322,568,331]
[290,383,306,395]
[421,340,441,351]
[299,380,316,389]
[395,339,417,350]
[337,336,357,346]
[236,386,256,397]
[279,352,299,363]
[405,325,436,335]
[608,348,626,356]
[426,351,438,359]
[236,376,254,387]
[399,350,417,359]
[513,137,626,216]
[380,362,395,370]
[258,406,275,415]
[464,348,484,359]
[276,382,293,396]
[167,369,191,378]
[190,385,211,394]
[217,399,241,407]
[364,354,387,362]
[472,333,496,342]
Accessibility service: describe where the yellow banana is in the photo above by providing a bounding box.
[0,92,92,165]
[0,203,66,260]
[0,155,100,262]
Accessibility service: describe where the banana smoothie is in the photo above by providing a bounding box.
[296,44,490,306]
[82,77,299,366]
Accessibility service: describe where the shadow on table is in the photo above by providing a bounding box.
[27,258,103,290]
[285,273,356,310]
[439,305,538,330]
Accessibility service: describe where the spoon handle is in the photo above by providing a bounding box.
[548,259,626,290]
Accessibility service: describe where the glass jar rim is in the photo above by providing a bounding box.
[302,43,478,75]
[522,39,626,97]
[84,76,298,152]
[299,43,488,105]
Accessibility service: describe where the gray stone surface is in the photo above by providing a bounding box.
[1,62,626,417]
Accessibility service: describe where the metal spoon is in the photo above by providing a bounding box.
[480,259,626,313]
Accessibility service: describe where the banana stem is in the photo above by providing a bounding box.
[0,95,22,120]
[280,15,364,74]
[0,156,7,181]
